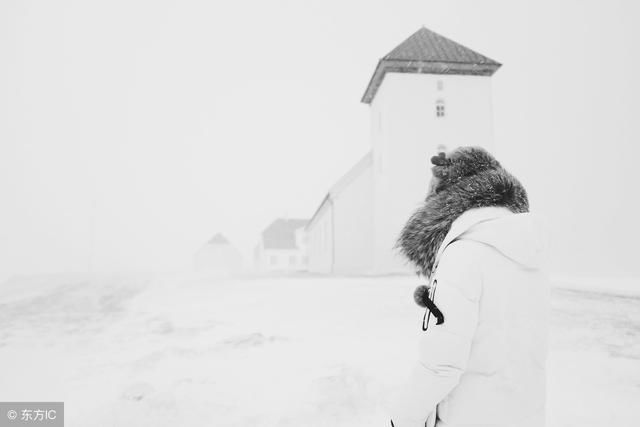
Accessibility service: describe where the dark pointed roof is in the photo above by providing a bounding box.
[208,233,230,245]
[262,218,308,250]
[362,27,501,104]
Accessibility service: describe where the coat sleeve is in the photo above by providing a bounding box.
[390,241,482,427]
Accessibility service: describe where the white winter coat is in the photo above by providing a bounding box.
[391,206,550,427]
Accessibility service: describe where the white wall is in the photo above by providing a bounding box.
[268,249,306,272]
[332,164,374,275]
[256,247,307,273]
[370,72,496,274]
[294,228,309,257]
[307,202,334,273]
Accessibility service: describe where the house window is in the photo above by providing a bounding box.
[270,255,277,266]
[289,255,297,266]
[436,100,445,118]
[302,256,308,265]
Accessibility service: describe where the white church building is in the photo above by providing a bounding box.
[306,27,501,275]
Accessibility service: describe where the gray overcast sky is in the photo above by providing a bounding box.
[1,0,639,276]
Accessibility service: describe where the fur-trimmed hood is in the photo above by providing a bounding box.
[396,147,529,278]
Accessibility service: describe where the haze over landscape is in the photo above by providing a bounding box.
[1,0,639,278]
[2,2,640,426]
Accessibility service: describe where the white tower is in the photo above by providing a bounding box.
[362,27,501,274]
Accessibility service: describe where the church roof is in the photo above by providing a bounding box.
[306,152,372,230]
[262,218,308,250]
[208,233,230,245]
[362,27,501,104]
[328,151,372,197]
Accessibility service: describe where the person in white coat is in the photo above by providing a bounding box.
[391,147,549,427]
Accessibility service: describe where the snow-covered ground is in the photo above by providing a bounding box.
[0,274,638,426]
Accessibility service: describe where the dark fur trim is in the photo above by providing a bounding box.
[396,147,529,278]
[413,284,431,307]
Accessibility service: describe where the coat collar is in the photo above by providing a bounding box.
[433,206,513,271]
[396,148,530,278]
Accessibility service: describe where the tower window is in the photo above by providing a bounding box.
[437,80,444,91]
[436,100,445,118]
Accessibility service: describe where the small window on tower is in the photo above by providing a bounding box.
[436,100,445,118]
[437,80,444,91]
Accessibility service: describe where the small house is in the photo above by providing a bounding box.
[194,233,243,276]
[254,218,309,273]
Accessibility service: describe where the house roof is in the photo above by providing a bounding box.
[208,233,230,245]
[306,151,373,229]
[362,27,501,104]
[262,218,308,250]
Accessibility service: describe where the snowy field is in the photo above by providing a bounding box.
[1,274,639,427]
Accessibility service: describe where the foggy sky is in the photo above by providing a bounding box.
[1,0,639,277]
